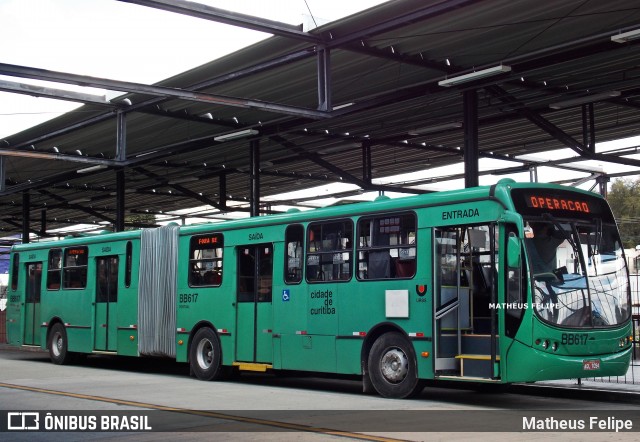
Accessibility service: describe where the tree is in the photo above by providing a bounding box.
[606,178,640,248]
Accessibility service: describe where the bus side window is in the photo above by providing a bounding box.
[125,241,133,288]
[47,249,62,290]
[357,213,416,280]
[306,220,353,282]
[10,252,19,291]
[285,224,304,284]
[63,247,88,289]
[189,234,223,287]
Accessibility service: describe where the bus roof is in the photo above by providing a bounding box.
[12,180,604,252]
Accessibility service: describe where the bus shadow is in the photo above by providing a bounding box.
[4,350,613,408]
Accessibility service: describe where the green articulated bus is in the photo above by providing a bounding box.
[5,179,633,398]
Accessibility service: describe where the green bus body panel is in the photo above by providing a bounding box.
[505,339,631,382]
[6,232,141,355]
[235,302,255,362]
[94,302,117,351]
[4,180,632,386]
[23,303,41,346]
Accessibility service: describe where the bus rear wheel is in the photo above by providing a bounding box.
[368,332,422,398]
[48,323,73,365]
[190,328,224,381]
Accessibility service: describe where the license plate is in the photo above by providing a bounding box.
[583,359,601,370]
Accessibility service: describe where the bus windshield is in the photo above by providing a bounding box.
[524,219,630,328]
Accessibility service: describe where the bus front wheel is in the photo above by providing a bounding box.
[48,323,72,365]
[190,328,224,381]
[368,332,422,398]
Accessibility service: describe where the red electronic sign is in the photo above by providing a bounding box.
[527,195,590,213]
[511,188,611,222]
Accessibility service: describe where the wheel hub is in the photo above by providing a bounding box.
[52,333,62,357]
[196,339,213,369]
[380,348,408,383]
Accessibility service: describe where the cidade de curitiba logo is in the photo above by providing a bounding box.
[5,411,152,432]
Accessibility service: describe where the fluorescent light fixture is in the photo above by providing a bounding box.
[69,197,91,204]
[168,176,199,184]
[135,150,158,158]
[408,122,462,136]
[438,65,511,87]
[317,143,361,155]
[611,29,640,43]
[333,102,354,110]
[77,164,107,174]
[514,154,549,163]
[214,129,259,142]
[549,91,620,109]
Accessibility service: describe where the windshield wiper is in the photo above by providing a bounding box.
[541,213,579,257]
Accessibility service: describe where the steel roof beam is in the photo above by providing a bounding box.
[0,63,330,120]
[0,148,120,166]
[327,0,477,48]
[268,135,426,195]
[3,47,316,150]
[37,189,116,224]
[0,80,114,106]
[132,166,227,211]
[118,0,462,75]
[119,0,462,72]
[118,0,322,43]
[486,85,640,168]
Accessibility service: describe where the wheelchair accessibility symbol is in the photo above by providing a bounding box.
[282,290,290,302]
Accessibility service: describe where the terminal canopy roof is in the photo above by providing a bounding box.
[1,0,640,236]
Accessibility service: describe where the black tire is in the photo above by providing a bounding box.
[48,323,73,365]
[189,328,224,381]
[367,332,423,399]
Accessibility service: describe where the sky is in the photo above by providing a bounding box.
[0,0,639,226]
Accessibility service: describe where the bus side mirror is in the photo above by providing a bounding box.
[507,236,521,268]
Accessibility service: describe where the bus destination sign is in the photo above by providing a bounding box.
[526,194,591,213]
[510,188,610,221]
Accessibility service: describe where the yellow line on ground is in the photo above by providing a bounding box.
[0,382,408,442]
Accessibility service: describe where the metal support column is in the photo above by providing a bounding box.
[250,139,260,217]
[0,156,5,192]
[40,209,47,237]
[116,110,127,161]
[582,103,596,154]
[529,166,538,183]
[597,175,610,198]
[22,191,30,244]
[463,89,479,188]
[115,169,125,232]
[219,174,227,209]
[317,46,332,111]
[362,140,372,187]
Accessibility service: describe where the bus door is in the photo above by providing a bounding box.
[434,225,499,378]
[433,228,465,373]
[24,262,43,346]
[94,256,119,351]
[236,244,273,363]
